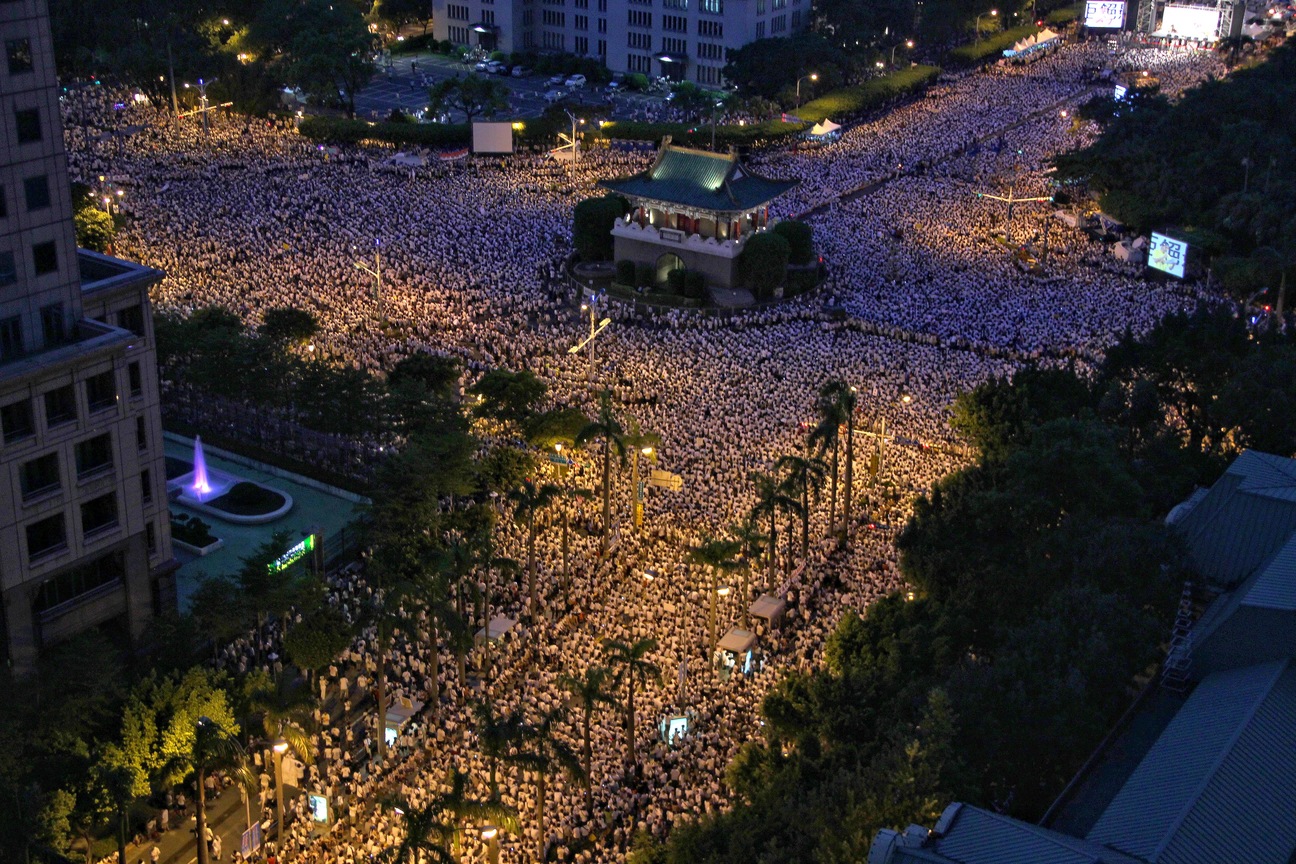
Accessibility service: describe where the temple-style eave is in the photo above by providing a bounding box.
[597,180,796,214]
[601,190,771,219]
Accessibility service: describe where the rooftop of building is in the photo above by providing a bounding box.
[78,247,165,297]
[598,138,799,213]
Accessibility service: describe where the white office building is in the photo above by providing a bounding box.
[433,0,808,85]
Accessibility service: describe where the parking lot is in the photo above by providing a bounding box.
[351,51,670,124]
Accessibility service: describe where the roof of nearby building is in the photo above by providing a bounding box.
[1172,450,1296,588]
[1086,658,1296,864]
[598,139,798,213]
[870,804,1145,864]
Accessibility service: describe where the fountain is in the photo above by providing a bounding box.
[191,435,212,499]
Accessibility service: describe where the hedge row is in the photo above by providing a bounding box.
[598,118,805,148]
[795,65,941,123]
[946,25,1042,66]
[298,115,471,146]
[1046,3,1084,25]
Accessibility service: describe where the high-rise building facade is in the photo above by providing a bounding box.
[434,0,808,86]
[0,0,174,674]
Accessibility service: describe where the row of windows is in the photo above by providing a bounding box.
[663,0,688,8]
[0,239,59,293]
[700,0,722,14]
[449,25,471,42]
[696,64,723,84]
[1,366,144,446]
[627,53,652,73]
[543,30,565,48]
[698,18,722,36]
[628,30,651,48]
[26,492,119,562]
[18,432,124,500]
[697,41,724,59]
[662,35,687,54]
[772,12,786,31]
[33,551,126,614]
[446,3,470,19]
[628,9,652,26]
[663,13,687,31]
[575,34,589,53]
[0,298,66,361]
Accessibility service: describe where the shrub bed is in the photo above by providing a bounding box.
[947,26,1041,66]
[171,512,218,547]
[796,65,940,123]
[208,481,287,517]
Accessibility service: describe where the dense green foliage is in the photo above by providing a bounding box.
[298,115,471,146]
[1053,44,1296,297]
[946,24,1041,65]
[660,311,1296,863]
[74,206,116,253]
[772,220,814,265]
[738,232,791,299]
[572,195,630,261]
[795,65,941,123]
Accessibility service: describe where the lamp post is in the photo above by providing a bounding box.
[631,445,654,531]
[976,9,998,43]
[481,825,501,864]
[568,293,611,382]
[271,737,289,848]
[891,39,914,67]
[562,109,585,173]
[183,77,216,142]
[353,239,383,319]
[794,72,818,109]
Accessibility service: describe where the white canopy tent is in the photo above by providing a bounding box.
[475,615,518,643]
[749,594,787,627]
[809,119,841,137]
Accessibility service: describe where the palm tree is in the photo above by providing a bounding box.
[365,542,421,762]
[248,674,316,845]
[436,532,488,705]
[601,637,660,769]
[429,768,518,858]
[413,553,467,712]
[623,422,662,532]
[728,518,768,627]
[749,471,802,592]
[474,702,527,798]
[514,707,585,863]
[687,536,743,656]
[509,477,561,620]
[776,451,829,560]
[809,384,849,537]
[576,390,628,557]
[557,666,615,810]
[820,380,859,546]
[377,795,456,864]
[188,717,256,864]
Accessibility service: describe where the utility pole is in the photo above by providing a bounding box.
[354,240,383,319]
[568,292,610,381]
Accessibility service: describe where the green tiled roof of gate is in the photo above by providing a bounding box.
[599,144,798,212]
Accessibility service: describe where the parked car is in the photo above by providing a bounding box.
[511,66,532,78]
[544,89,567,103]
[547,74,567,86]
[565,74,587,88]
[604,81,621,94]
[475,60,492,72]
[487,61,509,75]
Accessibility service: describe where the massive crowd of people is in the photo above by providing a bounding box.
[66,36,1228,864]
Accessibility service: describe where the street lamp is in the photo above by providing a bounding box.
[631,445,654,531]
[271,737,289,848]
[481,826,501,864]
[569,293,611,382]
[891,39,914,67]
[976,8,998,43]
[353,239,383,319]
[562,109,585,173]
[183,77,216,142]
[794,73,818,109]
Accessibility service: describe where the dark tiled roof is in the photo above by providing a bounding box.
[598,141,798,213]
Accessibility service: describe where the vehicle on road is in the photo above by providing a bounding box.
[565,74,587,89]
[544,89,567,103]
[547,74,567,86]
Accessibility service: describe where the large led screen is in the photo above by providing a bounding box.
[1085,0,1126,28]
[1158,4,1221,38]
[1149,232,1188,278]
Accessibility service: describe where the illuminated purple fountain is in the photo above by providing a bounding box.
[191,435,212,499]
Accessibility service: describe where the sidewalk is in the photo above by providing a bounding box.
[122,782,290,864]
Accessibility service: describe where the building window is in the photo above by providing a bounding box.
[0,314,21,359]
[85,370,116,412]
[755,21,764,36]
[575,0,588,8]
[44,384,76,427]
[116,304,144,336]
[598,18,607,31]
[698,19,723,36]
[700,0,722,13]
[449,25,469,43]
[146,521,157,554]
[33,552,124,613]
[141,468,152,505]
[0,186,6,218]
[40,303,64,345]
[1,398,33,442]
[20,452,59,500]
[23,175,49,211]
[598,37,606,54]
[792,9,801,26]
[33,240,57,275]
[628,9,652,26]
[598,0,606,11]
[696,64,722,84]
[128,361,142,397]
[447,4,469,18]
[698,41,724,59]
[81,492,118,537]
[542,30,565,48]
[757,0,765,13]
[664,0,688,8]
[771,13,786,31]
[575,35,589,53]
[663,14,687,30]
[14,107,40,143]
[26,512,65,562]
[6,38,32,74]
[575,13,588,29]
[662,35,687,53]
[136,415,147,452]
[627,53,652,72]
[75,433,113,478]
[628,31,651,48]
[481,9,494,23]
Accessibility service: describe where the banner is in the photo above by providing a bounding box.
[1085,0,1125,27]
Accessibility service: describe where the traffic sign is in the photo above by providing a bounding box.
[647,469,683,491]
[548,454,572,465]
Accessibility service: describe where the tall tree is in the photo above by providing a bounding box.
[285,0,378,118]
[514,707,585,863]
[248,674,316,844]
[809,388,848,538]
[557,666,615,810]
[820,382,859,546]
[601,638,660,769]
[509,477,561,621]
[576,390,628,558]
[474,703,527,798]
[377,795,455,864]
[689,536,744,655]
[775,451,828,560]
[749,471,803,591]
[428,73,511,134]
